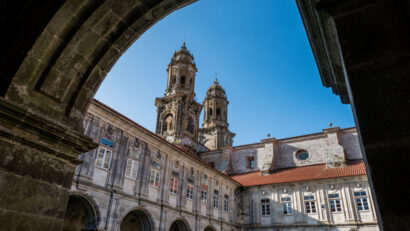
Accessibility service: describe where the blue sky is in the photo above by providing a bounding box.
[95,0,355,145]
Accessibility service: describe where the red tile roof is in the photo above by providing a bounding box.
[230,161,367,187]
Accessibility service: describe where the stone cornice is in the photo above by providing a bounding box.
[0,98,97,164]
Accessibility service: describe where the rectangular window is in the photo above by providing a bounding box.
[224,195,229,211]
[187,184,194,200]
[96,147,112,170]
[354,191,370,211]
[214,195,219,208]
[261,199,271,216]
[282,196,293,215]
[213,190,219,208]
[125,159,138,179]
[201,190,208,204]
[150,169,160,188]
[328,193,342,212]
[304,195,317,214]
[170,177,178,193]
[247,156,255,169]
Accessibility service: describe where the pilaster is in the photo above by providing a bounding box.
[0,98,97,230]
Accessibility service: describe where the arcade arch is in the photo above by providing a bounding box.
[169,219,190,231]
[120,209,154,231]
[63,194,99,231]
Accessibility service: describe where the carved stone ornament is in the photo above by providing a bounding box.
[133,138,140,149]
[106,125,114,136]
[156,151,162,160]
[305,186,311,191]
[283,189,288,194]
[262,191,268,196]
[190,167,195,176]
[329,184,335,189]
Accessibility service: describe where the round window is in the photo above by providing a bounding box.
[296,151,309,160]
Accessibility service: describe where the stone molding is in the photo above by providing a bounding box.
[0,98,97,164]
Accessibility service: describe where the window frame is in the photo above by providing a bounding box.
[281,196,293,215]
[125,158,139,180]
[187,184,194,200]
[170,176,179,193]
[213,195,219,209]
[354,191,370,211]
[261,198,271,216]
[247,156,255,169]
[224,195,229,212]
[328,193,342,213]
[304,194,317,214]
[201,190,208,204]
[96,146,113,170]
[150,168,161,188]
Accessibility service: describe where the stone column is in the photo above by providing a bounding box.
[0,99,97,230]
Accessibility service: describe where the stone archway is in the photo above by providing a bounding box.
[0,0,409,230]
[204,226,215,231]
[63,195,99,231]
[120,210,153,231]
[169,219,190,231]
[0,1,197,231]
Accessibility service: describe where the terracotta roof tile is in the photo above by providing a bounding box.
[230,161,366,187]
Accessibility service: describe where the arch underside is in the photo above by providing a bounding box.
[170,220,190,231]
[3,0,197,131]
[120,210,154,231]
[63,195,99,231]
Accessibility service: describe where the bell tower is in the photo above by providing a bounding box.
[199,78,235,150]
[155,43,202,147]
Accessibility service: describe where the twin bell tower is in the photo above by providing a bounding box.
[155,43,234,152]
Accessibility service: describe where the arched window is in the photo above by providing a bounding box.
[187,117,194,134]
[189,78,193,87]
[163,114,173,133]
[208,108,213,119]
[216,108,221,120]
[181,75,186,88]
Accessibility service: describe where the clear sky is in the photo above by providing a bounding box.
[95,0,355,145]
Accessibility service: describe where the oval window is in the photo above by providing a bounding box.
[296,151,309,160]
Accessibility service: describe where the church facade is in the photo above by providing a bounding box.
[64,44,379,231]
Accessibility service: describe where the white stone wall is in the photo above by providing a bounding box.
[240,176,379,230]
[214,127,361,175]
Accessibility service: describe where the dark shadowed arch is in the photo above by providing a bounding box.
[63,194,100,231]
[120,209,154,231]
[170,219,191,231]
[204,225,216,231]
[3,0,197,131]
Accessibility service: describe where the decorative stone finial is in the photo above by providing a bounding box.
[329,122,333,127]
[182,41,186,49]
[267,133,271,138]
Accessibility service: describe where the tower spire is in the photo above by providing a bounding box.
[199,76,235,150]
[155,44,202,148]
